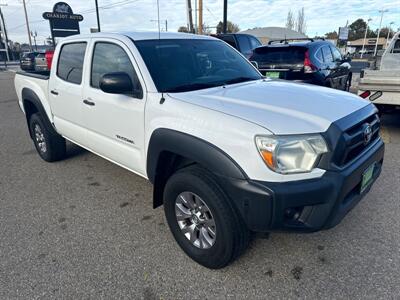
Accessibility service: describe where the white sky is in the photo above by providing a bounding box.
[1,0,399,44]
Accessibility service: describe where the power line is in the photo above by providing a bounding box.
[8,0,142,32]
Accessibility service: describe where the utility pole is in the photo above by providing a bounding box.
[198,0,203,34]
[194,0,197,34]
[186,0,194,33]
[165,19,168,32]
[22,0,33,51]
[360,18,372,59]
[95,0,101,32]
[223,0,228,33]
[0,3,10,61]
[374,9,388,56]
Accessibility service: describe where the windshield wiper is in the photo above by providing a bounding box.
[223,77,258,85]
[165,82,221,93]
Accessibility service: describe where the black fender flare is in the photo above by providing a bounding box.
[147,128,248,184]
[21,88,58,137]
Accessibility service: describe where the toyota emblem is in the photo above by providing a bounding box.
[363,124,372,145]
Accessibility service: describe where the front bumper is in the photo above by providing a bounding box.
[218,138,384,232]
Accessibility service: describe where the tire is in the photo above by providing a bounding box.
[163,165,250,269]
[29,113,66,162]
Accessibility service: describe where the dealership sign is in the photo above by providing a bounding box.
[338,27,349,41]
[43,2,83,39]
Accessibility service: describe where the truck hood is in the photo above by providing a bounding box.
[168,79,369,134]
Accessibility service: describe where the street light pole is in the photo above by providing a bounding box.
[22,0,33,51]
[95,0,101,32]
[386,21,394,47]
[360,18,372,59]
[374,9,388,56]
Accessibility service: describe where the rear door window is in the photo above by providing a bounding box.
[57,42,87,84]
[322,46,333,63]
[236,35,252,56]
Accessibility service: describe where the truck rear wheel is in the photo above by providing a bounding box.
[163,165,250,269]
[29,113,66,162]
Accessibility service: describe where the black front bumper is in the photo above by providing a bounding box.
[218,138,384,233]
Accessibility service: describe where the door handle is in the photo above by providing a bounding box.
[50,90,58,95]
[83,99,95,106]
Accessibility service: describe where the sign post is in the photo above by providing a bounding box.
[43,2,83,47]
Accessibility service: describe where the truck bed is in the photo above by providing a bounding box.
[16,71,50,80]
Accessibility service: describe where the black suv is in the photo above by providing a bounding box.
[249,39,352,91]
[213,33,262,58]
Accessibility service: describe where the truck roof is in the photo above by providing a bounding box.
[61,31,215,41]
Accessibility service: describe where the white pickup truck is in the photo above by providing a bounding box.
[14,32,384,269]
[358,31,400,111]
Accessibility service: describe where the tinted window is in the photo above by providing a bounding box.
[315,48,323,62]
[135,39,261,93]
[220,35,237,49]
[91,42,142,96]
[249,36,262,49]
[57,42,86,84]
[331,46,342,61]
[236,35,252,55]
[322,46,333,63]
[251,46,306,64]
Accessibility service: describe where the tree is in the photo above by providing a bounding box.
[178,26,189,33]
[325,31,338,39]
[216,21,240,34]
[295,7,307,34]
[348,18,367,40]
[377,27,394,39]
[286,10,294,30]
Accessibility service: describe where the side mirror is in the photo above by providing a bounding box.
[100,72,135,95]
[250,60,259,69]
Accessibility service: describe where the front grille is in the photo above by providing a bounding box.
[335,113,380,166]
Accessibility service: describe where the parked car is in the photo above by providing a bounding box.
[20,52,38,71]
[34,52,48,72]
[358,31,400,112]
[14,32,384,269]
[212,33,262,58]
[250,38,352,91]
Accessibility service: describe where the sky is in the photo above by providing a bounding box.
[1,0,399,44]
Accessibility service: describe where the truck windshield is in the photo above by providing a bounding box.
[134,39,262,93]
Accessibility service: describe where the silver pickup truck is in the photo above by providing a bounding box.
[358,31,400,111]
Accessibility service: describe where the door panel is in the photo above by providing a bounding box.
[82,40,146,175]
[49,42,87,142]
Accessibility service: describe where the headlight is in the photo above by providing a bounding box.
[255,134,328,174]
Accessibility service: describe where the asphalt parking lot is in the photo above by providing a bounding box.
[1,70,399,299]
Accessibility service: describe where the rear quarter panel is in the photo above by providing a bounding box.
[14,73,51,121]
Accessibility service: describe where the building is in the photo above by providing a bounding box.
[347,37,388,53]
[239,26,307,44]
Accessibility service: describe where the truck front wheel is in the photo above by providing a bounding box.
[29,113,66,162]
[163,165,250,269]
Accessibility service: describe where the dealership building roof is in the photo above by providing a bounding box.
[239,27,307,44]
